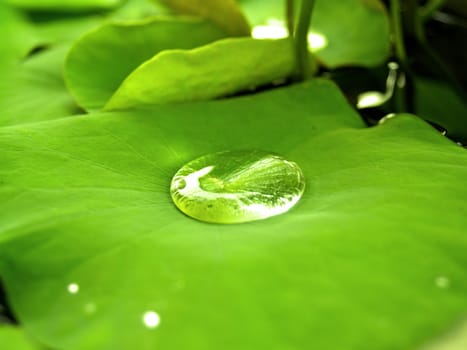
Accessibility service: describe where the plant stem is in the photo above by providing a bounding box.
[286,0,295,37]
[420,0,446,21]
[294,0,315,81]
[390,0,407,63]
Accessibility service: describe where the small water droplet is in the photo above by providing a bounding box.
[67,283,79,294]
[84,302,97,315]
[170,150,305,224]
[435,276,450,289]
[143,311,161,329]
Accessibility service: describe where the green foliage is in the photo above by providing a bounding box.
[1,80,467,349]
[240,0,391,68]
[65,17,228,110]
[156,0,251,36]
[0,4,40,66]
[0,46,78,127]
[105,38,294,110]
[0,326,41,350]
[0,0,466,349]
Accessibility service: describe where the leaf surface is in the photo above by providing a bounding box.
[0,80,466,350]
[156,0,250,36]
[241,0,390,68]
[64,17,229,110]
[0,4,41,65]
[105,38,294,110]
[0,325,42,350]
[0,46,80,127]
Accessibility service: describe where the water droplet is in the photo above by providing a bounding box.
[67,283,79,294]
[170,150,305,224]
[84,302,97,315]
[435,276,450,289]
[143,311,161,329]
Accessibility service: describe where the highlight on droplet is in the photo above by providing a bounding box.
[67,283,79,294]
[170,150,305,224]
[143,311,161,329]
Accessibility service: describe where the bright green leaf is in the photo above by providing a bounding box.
[0,325,42,350]
[241,0,390,68]
[1,80,466,350]
[64,17,229,111]
[34,16,103,47]
[156,0,251,36]
[0,46,80,127]
[422,319,467,350]
[105,38,294,110]
[0,4,41,66]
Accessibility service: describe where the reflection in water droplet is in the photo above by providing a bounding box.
[170,150,305,224]
[143,311,161,329]
[435,276,450,289]
[67,283,79,294]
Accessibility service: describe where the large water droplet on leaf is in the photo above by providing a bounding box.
[170,150,305,224]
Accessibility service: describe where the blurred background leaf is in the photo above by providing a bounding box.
[240,0,391,68]
[155,0,251,36]
[64,17,229,111]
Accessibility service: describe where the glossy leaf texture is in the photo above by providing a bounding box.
[1,80,466,350]
[155,0,251,36]
[105,38,294,110]
[64,17,229,111]
[240,0,390,68]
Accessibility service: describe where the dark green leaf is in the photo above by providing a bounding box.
[415,77,467,143]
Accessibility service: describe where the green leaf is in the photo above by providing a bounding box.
[415,77,467,143]
[0,46,80,127]
[5,0,123,11]
[422,319,467,350]
[241,0,390,68]
[64,17,229,111]
[1,80,466,350]
[0,325,42,350]
[105,38,294,110]
[156,0,251,36]
[0,3,41,65]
